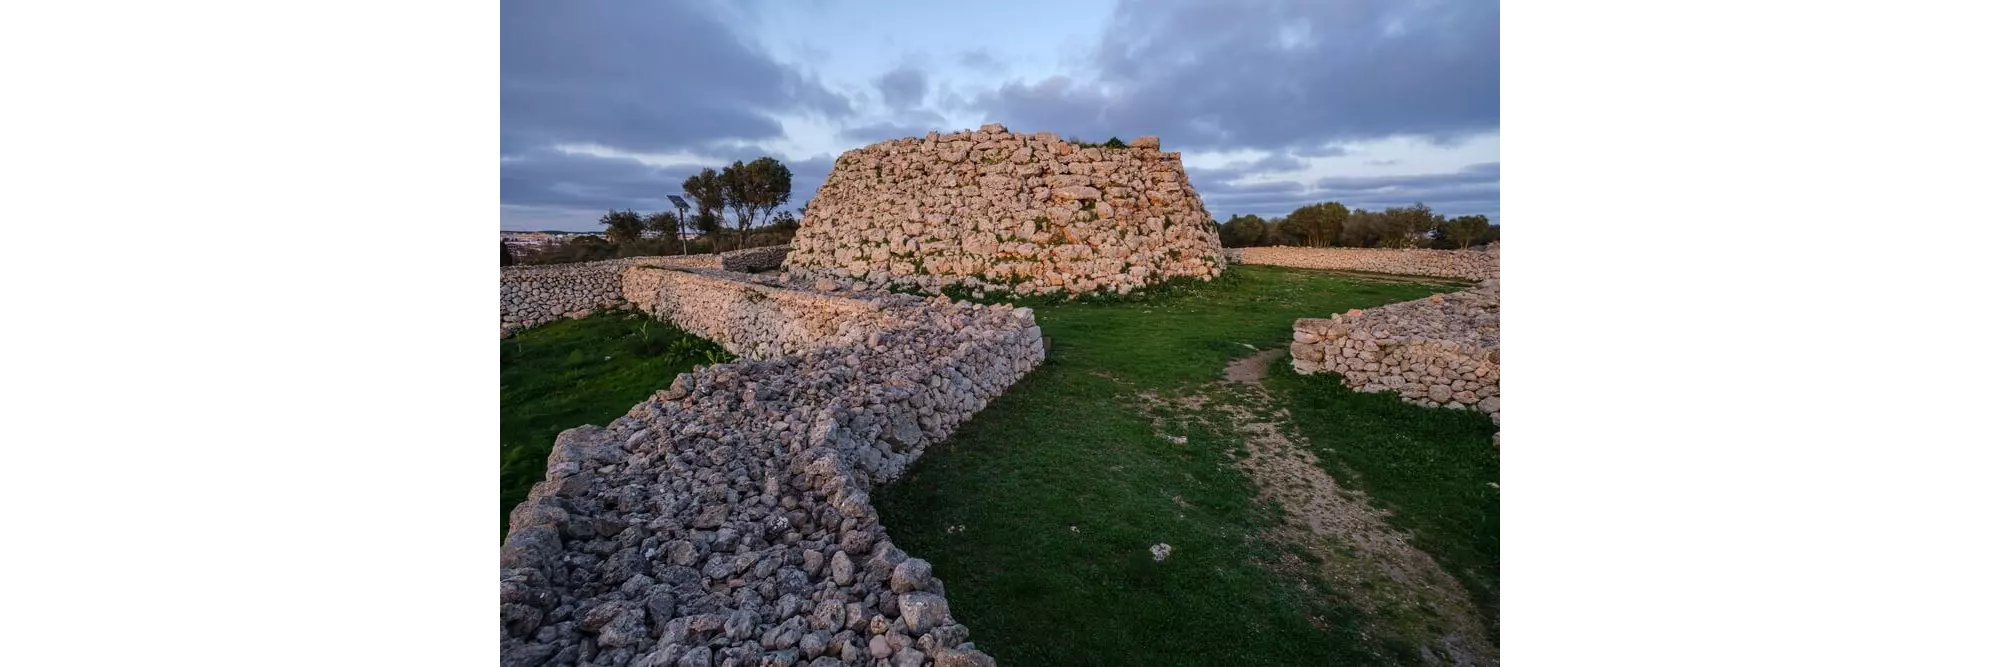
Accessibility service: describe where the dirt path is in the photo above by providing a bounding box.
[1185,349,1498,665]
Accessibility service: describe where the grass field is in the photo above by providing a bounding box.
[875,265,1493,665]
[499,310,731,535]
[496,266,1499,664]
[1262,354,1503,642]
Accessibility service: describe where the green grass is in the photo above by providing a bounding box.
[493,266,1500,663]
[500,310,731,536]
[1263,356,1501,641]
[874,265,1467,665]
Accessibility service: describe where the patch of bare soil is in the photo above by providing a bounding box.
[1152,349,1498,666]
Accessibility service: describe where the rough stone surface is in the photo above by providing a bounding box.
[501,255,718,337]
[1290,278,1501,440]
[501,263,1029,666]
[1240,244,1499,281]
[719,245,790,273]
[784,125,1226,297]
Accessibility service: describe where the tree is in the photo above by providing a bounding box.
[502,242,515,266]
[1220,214,1267,247]
[682,169,727,253]
[1341,209,1382,247]
[1286,202,1349,247]
[599,209,644,245]
[1372,203,1440,249]
[1440,214,1492,250]
[643,211,684,254]
[770,210,800,234]
[721,157,793,250]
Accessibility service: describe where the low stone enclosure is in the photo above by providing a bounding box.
[501,261,1043,667]
[500,235,1501,664]
[502,246,791,336]
[784,123,1227,297]
[1239,243,1499,282]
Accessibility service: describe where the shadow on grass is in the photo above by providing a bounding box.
[1261,354,1500,642]
[874,265,1464,666]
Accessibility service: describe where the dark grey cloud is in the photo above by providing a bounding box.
[1186,151,1309,189]
[501,150,694,213]
[501,0,853,229]
[501,0,852,155]
[1199,162,1499,221]
[1295,143,1351,158]
[499,147,835,230]
[1312,162,1497,192]
[971,0,1498,152]
[874,66,928,110]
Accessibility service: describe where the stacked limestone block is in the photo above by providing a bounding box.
[1291,279,1500,429]
[503,266,1043,667]
[1240,246,1499,281]
[785,124,1226,297]
[720,245,791,273]
[502,259,632,336]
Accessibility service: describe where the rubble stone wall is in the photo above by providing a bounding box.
[1240,246,1499,281]
[501,259,632,335]
[785,124,1226,297]
[503,264,1043,667]
[719,245,791,273]
[501,254,768,337]
[1291,279,1500,429]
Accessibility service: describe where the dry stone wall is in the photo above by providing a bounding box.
[1240,246,1499,281]
[502,264,1044,667]
[785,124,1226,297]
[502,254,767,337]
[501,259,633,335]
[720,245,790,273]
[1291,279,1500,433]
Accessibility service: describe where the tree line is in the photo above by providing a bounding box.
[1219,201,1499,250]
[510,156,801,265]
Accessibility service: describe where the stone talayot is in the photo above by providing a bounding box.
[1290,278,1501,442]
[784,123,1227,297]
[501,263,1041,667]
[1239,245,1499,281]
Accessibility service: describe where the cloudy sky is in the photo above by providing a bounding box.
[501,0,1498,231]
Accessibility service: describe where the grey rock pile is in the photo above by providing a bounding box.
[502,265,1043,666]
[721,246,791,273]
[1291,278,1500,429]
[1240,246,1499,281]
[784,123,1226,297]
[502,254,788,337]
[502,259,632,336]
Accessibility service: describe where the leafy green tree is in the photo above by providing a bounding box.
[1440,214,1492,250]
[1341,209,1383,247]
[770,210,800,234]
[643,211,685,254]
[681,169,727,253]
[1374,203,1441,248]
[1477,223,1501,246]
[599,209,644,245]
[721,157,794,251]
[1286,202,1350,247]
[1220,214,1267,247]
